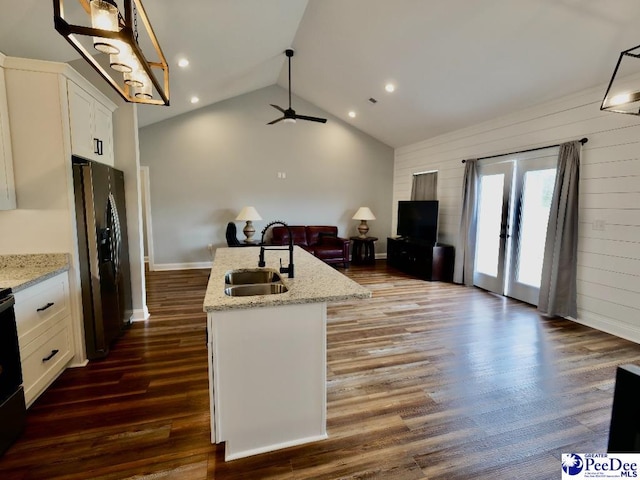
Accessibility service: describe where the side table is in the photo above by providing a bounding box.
[350,236,378,265]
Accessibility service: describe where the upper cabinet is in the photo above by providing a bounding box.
[68,80,115,166]
[0,54,16,210]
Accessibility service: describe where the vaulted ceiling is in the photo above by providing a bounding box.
[2,1,640,147]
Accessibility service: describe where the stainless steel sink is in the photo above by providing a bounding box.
[224,283,288,297]
[224,268,282,285]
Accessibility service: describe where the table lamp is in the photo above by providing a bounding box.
[235,206,262,243]
[352,207,376,238]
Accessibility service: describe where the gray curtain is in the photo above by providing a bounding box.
[453,160,478,286]
[411,172,438,200]
[538,141,581,318]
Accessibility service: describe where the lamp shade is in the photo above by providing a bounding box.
[90,0,120,55]
[235,206,262,221]
[352,207,376,221]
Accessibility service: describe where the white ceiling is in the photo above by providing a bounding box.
[2,0,640,148]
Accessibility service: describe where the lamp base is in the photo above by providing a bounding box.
[357,221,369,238]
[243,221,256,243]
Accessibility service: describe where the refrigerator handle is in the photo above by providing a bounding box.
[108,193,122,278]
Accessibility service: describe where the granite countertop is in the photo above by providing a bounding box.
[0,253,71,292]
[204,246,371,312]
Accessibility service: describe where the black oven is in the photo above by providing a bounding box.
[0,287,26,455]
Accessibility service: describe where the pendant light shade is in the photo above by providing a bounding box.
[123,57,145,87]
[90,0,120,54]
[601,44,640,115]
[54,0,170,106]
[109,40,135,73]
[135,78,153,99]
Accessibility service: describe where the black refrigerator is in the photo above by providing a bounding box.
[73,157,132,360]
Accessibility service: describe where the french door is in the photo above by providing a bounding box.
[473,148,558,305]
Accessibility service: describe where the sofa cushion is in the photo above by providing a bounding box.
[306,226,338,246]
[271,226,308,246]
[313,246,344,260]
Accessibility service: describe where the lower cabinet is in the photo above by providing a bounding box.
[14,272,74,407]
[387,237,454,281]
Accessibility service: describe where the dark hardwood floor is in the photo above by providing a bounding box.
[1,261,638,479]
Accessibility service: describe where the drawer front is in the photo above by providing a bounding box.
[20,321,72,407]
[15,273,70,347]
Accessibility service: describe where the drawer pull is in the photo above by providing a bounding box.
[42,349,59,363]
[37,302,55,312]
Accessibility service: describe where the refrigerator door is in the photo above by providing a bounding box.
[73,159,131,360]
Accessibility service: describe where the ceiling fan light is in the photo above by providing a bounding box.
[90,0,120,54]
[283,117,296,124]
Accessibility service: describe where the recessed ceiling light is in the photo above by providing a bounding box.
[178,58,189,68]
[190,96,199,104]
[348,111,356,118]
[385,83,395,93]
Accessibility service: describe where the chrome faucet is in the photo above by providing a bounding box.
[258,221,295,278]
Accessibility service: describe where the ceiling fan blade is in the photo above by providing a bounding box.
[267,117,285,125]
[295,114,328,124]
[270,104,286,114]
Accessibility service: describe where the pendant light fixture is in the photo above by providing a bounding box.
[601,44,640,115]
[53,0,170,106]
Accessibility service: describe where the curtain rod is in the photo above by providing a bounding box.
[461,137,588,163]
[413,169,438,176]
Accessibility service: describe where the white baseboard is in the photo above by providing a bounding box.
[68,359,89,368]
[224,433,328,461]
[574,311,640,345]
[131,306,150,322]
[375,253,387,260]
[152,261,213,271]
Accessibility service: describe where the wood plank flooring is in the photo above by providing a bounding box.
[1,262,639,479]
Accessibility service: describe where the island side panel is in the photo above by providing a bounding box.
[209,302,327,461]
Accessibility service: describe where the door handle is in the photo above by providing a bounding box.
[93,138,103,155]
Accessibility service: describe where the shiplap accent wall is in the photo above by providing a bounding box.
[393,81,640,344]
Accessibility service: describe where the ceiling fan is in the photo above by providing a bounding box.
[268,49,327,125]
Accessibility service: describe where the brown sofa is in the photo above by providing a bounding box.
[271,226,350,268]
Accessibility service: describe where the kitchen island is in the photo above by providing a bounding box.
[204,246,371,461]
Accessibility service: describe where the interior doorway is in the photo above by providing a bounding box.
[473,147,559,305]
[139,166,155,271]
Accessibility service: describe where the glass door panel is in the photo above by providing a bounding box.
[475,175,504,277]
[506,154,557,305]
[473,162,513,294]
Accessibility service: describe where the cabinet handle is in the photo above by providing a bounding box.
[98,139,103,156]
[42,349,59,363]
[37,302,55,312]
[94,138,100,154]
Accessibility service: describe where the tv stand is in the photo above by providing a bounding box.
[386,237,454,281]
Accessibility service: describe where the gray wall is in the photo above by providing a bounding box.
[139,85,394,266]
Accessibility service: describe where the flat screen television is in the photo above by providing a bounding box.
[397,200,439,244]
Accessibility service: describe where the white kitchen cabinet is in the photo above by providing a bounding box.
[14,272,74,407]
[0,54,16,210]
[68,80,114,165]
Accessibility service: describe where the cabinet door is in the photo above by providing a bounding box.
[0,64,16,210]
[14,272,74,408]
[68,81,96,161]
[93,101,114,166]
